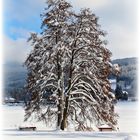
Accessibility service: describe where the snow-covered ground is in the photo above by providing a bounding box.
[115,101,138,133]
[2,101,138,140]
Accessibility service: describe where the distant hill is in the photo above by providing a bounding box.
[112,57,137,80]
[3,57,138,100]
[3,62,27,98]
[112,57,137,66]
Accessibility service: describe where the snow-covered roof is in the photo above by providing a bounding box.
[98,124,112,129]
[109,79,116,83]
[5,97,16,101]
[122,91,128,94]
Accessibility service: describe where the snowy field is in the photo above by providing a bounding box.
[2,101,138,140]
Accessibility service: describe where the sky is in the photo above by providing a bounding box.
[2,0,138,64]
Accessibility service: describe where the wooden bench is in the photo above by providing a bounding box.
[98,124,113,132]
[19,126,37,131]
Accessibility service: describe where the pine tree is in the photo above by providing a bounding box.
[25,0,118,131]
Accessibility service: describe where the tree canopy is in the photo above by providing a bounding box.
[25,0,118,131]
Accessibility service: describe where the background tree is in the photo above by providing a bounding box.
[115,84,123,100]
[25,0,118,131]
[121,91,128,101]
[115,85,128,101]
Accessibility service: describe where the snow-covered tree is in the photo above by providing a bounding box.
[58,8,118,130]
[25,0,73,129]
[25,0,118,131]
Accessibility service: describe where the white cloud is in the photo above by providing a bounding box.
[3,25,138,63]
[3,36,31,63]
[107,24,138,59]
[4,0,113,22]
[68,0,112,10]
[3,0,138,61]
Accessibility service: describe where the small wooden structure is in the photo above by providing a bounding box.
[19,126,36,131]
[4,97,16,104]
[98,124,113,132]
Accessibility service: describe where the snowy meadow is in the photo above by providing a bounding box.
[2,101,138,140]
[2,0,138,140]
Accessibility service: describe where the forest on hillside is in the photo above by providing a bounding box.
[112,57,137,99]
[3,57,138,101]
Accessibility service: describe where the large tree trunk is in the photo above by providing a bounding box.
[57,103,61,128]
[55,33,63,129]
[56,50,63,128]
[60,100,68,130]
[60,51,74,130]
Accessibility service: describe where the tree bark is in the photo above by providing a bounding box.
[56,31,63,128]
[60,50,74,130]
[56,52,65,129]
